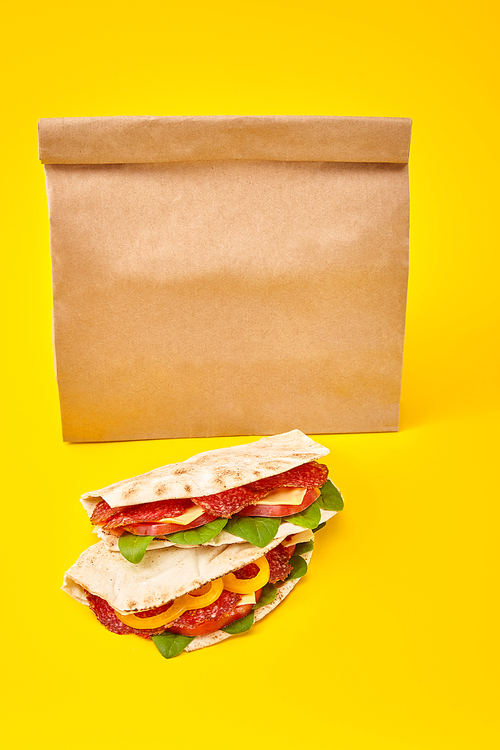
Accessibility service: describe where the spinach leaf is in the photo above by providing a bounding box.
[287,555,308,580]
[287,500,321,530]
[317,479,344,511]
[312,521,326,533]
[151,632,195,659]
[225,516,281,547]
[118,532,154,564]
[165,517,228,545]
[294,540,314,555]
[253,582,278,609]
[221,611,255,634]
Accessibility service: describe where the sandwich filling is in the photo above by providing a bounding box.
[88,461,343,561]
[83,539,310,657]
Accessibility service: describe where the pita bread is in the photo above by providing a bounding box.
[81,430,329,515]
[63,536,288,613]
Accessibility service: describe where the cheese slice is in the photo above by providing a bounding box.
[157,504,205,526]
[253,487,307,507]
[283,529,314,547]
[237,592,256,605]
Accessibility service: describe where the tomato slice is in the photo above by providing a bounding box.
[168,589,262,637]
[236,487,318,518]
[122,512,217,537]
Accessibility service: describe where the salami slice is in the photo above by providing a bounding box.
[232,550,294,586]
[92,488,266,527]
[192,486,267,518]
[266,543,295,583]
[91,463,327,526]
[90,500,120,525]
[86,589,246,637]
[133,601,174,619]
[234,562,260,580]
[86,592,165,638]
[168,590,241,629]
[103,499,195,529]
[247,461,328,491]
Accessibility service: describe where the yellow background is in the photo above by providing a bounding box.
[1,2,498,748]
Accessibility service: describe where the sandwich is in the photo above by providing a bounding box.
[63,531,319,658]
[81,430,344,563]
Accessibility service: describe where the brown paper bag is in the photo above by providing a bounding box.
[38,116,411,442]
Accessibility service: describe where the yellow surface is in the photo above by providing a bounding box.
[1,2,498,748]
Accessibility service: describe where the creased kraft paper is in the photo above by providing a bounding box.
[39,116,412,442]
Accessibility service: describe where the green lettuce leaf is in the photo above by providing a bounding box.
[317,479,344,511]
[253,582,278,609]
[294,540,314,555]
[287,555,308,580]
[225,516,281,547]
[221,611,255,634]
[312,521,326,533]
[165,517,228,545]
[287,500,322,530]
[151,632,195,659]
[118,532,154,564]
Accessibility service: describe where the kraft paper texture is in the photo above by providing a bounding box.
[39,116,412,442]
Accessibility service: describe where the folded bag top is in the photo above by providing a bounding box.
[39,115,411,442]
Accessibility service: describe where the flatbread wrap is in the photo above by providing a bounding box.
[80,430,344,563]
[63,531,319,658]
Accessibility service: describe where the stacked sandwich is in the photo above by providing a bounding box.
[63,430,344,658]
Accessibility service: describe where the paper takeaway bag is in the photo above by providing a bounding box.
[39,116,411,442]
